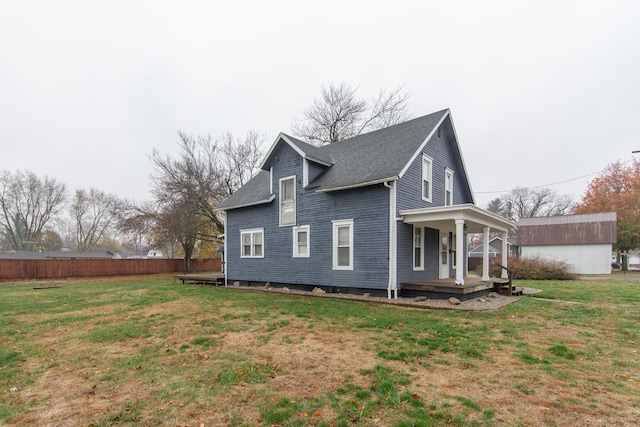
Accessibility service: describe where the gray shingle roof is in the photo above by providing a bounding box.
[215,170,274,210]
[309,110,447,191]
[281,134,334,165]
[216,109,449,210]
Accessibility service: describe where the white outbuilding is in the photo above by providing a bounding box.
[517,212,617,275]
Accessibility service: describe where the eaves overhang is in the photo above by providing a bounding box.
[316,176,399,193]
[214,194,276,212]
[399,204,515,233]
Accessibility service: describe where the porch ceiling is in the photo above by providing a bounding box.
[399,203,515,234]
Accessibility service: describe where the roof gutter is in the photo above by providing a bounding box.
[316,176,398,193]
[214,194,276,212]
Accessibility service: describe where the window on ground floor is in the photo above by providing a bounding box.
[293,225,310,257]
[332,220,353,270]
[413,226,424,270]
[240,228,264,258]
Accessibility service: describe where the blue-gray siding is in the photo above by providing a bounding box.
[225,116,475,291]
[394,118,473,284]
[396,117,473,213]
[226,142,390,289]
[307,160,327,185]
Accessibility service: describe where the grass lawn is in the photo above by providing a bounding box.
[0,275,639,426]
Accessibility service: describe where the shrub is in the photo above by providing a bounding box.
[475,256,576,280]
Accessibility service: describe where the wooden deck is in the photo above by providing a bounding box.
[173,272,225,286]
[401,276,511,300]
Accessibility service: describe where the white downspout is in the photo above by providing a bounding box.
[223,210,228,286]
[384,181,397,299]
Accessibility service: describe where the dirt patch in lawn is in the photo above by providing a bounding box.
[4,280,639,426]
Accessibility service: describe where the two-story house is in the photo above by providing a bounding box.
[216,109,514,298]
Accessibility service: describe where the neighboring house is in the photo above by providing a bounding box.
[467,236,518,272]
[216,109,514,298]
[468,237,518,258]
[626,250,640,267]
[517,212,617,275]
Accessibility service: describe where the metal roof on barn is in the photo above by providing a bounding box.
[517,212,617,246]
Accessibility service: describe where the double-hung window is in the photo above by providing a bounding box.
[445,168,454,206]
[422,155,432,202]
[413,226,424,270]
[280,176,296,226]
[240,228,264,258]
[332,220,353,270]
[293,225,310,257]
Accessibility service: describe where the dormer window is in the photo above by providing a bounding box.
[280,176,296,226]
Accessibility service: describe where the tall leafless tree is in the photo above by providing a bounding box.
[118,131,264,272]
[498,186,574,222]
[70,188,118,252]
[0,170,67,251]
[292,82,410,145]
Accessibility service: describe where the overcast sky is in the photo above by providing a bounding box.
[1,0,639,208]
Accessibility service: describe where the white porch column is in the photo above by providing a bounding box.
[501,231,508,279]
[455,219,465,285]
[482,226,491,281]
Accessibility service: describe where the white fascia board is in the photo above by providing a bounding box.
[258,133,306,170]
[399,203,516,231]
[316,176,398,193]
[397,109,450,179]
[259,134,333,170]
[304,155,333,167]
[447,110,476,205]
[214,194,276,211]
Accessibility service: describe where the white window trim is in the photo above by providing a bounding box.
[422,154,433,202]
[293,225,310,258]
[413,226,424,271]
[445,168,454,206]
[240,228,264,258]
[332,219,354,270]
[279,175,296,226]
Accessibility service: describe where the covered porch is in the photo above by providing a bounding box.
[399,204,516,287]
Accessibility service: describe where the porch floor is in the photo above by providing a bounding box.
[401,276,509,299]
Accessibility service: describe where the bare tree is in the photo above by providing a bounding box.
[292,82,410,145]
[218,131,263,196]
[70,188,118,252]
[0,170,67,251]
[499,187,574,222]
[118,131,264,272]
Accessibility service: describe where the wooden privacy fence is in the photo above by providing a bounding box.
[0,258,221,281]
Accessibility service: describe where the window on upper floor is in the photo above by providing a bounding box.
[280,176,296,226]
[445,168,454,206]
[333,219,353,270]
[293,225,310,257]
[422,155,432,202]
[241,228,264,258]
[413,226,424,270]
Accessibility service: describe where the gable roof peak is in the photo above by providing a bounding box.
[259,132,333,170]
